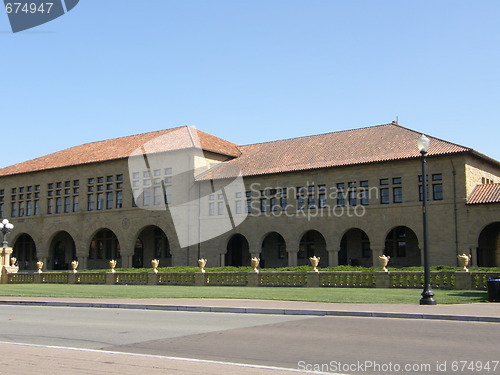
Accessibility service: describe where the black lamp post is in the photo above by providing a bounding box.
[417,135,437,305]
[0,219,14,248]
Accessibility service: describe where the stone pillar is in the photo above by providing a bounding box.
[148,273,158,285]
[375,272,391,288]
[455,272,473,290]
[247,272,259,287]
[78,256,88,270]
[194,272,206,286]
[327,249,339,267]
[371,248,385,268]
[41,257,48,270]
[470,247,478,267]
[307,271,320,287]
[121,255,132,269]
[288,250,298,267]
[219,253,225,267]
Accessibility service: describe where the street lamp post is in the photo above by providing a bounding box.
[417,135,437,305]
[0,219,14,248]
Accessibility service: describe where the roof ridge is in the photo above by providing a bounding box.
[239,122,398,148]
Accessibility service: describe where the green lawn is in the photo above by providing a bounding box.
[0,284,489,304]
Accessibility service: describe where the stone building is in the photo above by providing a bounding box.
[0,123,499,270]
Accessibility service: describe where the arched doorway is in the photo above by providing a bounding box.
[261,232,287,268]
[477,222,500,267]
[298,230,327,266]
[226,234,250,267]
[339,229,371,267]
[384,226,420,267]
[134,226,171,268]
[49,231,76,270]
[88,229,120,269]
[12,234,37,270]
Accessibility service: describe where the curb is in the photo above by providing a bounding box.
[1,300,499,323]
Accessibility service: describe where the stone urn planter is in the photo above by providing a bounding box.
[198,258,207,273]
[151,259,159,274]
[36,261,44,274]
[109,259,117,273]
[309,256,320,272]
[457,253,471,272]
[250,257,260,273]
[10,257,17,267]
[378,255,390,272]
[71,260,79,273]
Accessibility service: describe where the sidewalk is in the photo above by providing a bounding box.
[1,297,499,323]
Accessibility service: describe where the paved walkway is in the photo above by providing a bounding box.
[1,297,499,323]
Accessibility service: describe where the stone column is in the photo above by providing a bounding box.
[219,253,225,267]
[371,248,385,268]
[287,250,298,267]
[327,248,339,267]
[121,255,132,269]
[470,247,478,267]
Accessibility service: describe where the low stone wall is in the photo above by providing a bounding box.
[4,271,499,290]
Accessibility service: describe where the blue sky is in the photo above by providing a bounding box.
[1,0,499,167]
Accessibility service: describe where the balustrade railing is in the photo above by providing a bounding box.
[1,270,498,290]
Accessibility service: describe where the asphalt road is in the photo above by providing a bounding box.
[0,305,498,374]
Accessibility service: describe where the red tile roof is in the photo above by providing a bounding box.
[0,126,240,177]
[198,123,473,180]
[467,183,500,205]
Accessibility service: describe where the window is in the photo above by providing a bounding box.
[393,177,402,185]
[64,197,71,213]
[34,200,40,215]
[336,183,345,207]
[246,191,252,213]
[153,187,163,206]
[73,196,79,212]
[380,178,389,186]
[433,184,443,200]
[296,187,305,210]
[11,203,16,217]
[348,190,357,206]
[209,202,215,216]
[235,200,242,214]
[280,188,288,210]
[55,197,62,214]
[217,201,224,215]
[106,192,114,209]
[260,198,267,213]
[271,197,278,212]
[432,174,442,181]
[393,187,403,203]
[116,191,123,209]
[380,188,389,204]
[319,191,327,208]
[142,190,150,207]
[47,198,53,214]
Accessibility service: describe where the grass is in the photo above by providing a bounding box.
[0,284,489,304]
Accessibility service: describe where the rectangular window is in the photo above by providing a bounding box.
[209,202,215,216]
[106,192,114,209]
[337,192,345,207]
[319,193,327,208]
[433,184,443,200]
[47,198,53,214]
[260,198,267,213]
[64,196,71,213]
[380,178,389,186]
[271,197,278,212]
[142,190,150,207]
[348,190,357,206]
[393,187,403,203]
[393,177,402,185]
[96,193,104,210]
[27,201,33,216]
[380,188,389,204]
[55,197,62,214]
[34,200,40,215]
[235,200,242,214]
[218,201,224,215]
[432,174,442,181]
[73,196,79,212]
[116,191,123,209]
[153,187,163,206]
[18,202,24,217]
[0,203,3,218]
[308,194,316,209]
[360,190,369,206]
